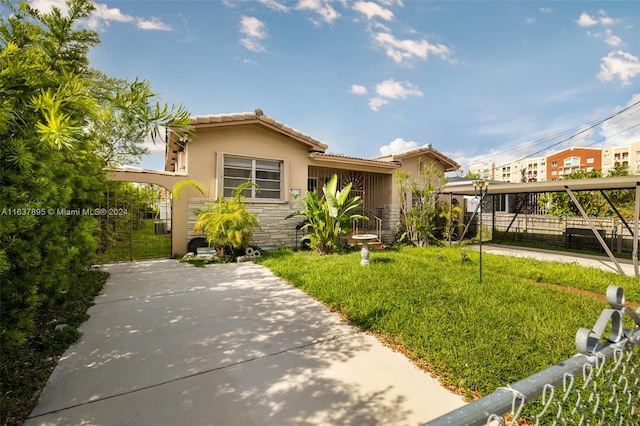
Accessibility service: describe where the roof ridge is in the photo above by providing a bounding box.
[190,109,328,149]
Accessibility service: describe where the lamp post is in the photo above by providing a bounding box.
[473,180,490,283]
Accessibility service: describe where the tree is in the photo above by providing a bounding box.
[287,174,367,254]
[193,182,261,258]
[0,0,191,347]
[538,167,637,219]
[396,158,450,246]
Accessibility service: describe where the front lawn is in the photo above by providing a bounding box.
[256,246,639,400]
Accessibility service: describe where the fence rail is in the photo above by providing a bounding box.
[426,286,640,426]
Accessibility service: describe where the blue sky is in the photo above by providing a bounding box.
[29,0,640,173]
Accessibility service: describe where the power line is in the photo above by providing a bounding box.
[472,99,640,166]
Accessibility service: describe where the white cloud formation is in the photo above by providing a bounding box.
[603,29,623,47]
[30,0,171,32]
[29,0,67,14]
[240,16,267,52]
[577,12,598,27]
[258,0,289,13]
[368,97,388,111]
[375,78,422,99]
[599,93,640,147]
[525,17,536,24]
[137,17,172,31]
[296,0,340,26]
[539,7,552,14]
[367,79,422,111]
[374,31,450,64]
[353,1,393,21]
[350,84,368,95]
[379,137,418,156]
[597,50,640,85]
[577,10,618,28]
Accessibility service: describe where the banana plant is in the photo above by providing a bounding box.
[288,174,367,254]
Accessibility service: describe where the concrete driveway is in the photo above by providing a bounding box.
[25,260,465,426]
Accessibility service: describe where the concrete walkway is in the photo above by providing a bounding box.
[25,260,465,426]
[476,244,638,277]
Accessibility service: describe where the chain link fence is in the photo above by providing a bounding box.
[427,286,640,426]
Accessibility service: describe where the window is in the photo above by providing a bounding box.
[586,157,594,164]
[223,155,281,200]
[551,161,557,167]
[564,157,579,167]
[551,170,557,175]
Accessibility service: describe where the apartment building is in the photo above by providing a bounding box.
[468,161,495,180]
[546,147,602,181]
[602,141,640,175]
[468,142,638,183]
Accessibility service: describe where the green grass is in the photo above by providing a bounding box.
[96,219,171,263]
[0,269,108,426]
[256,246,639,400]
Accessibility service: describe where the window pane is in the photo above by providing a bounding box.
[259,190,280,199]
[224,177,250,188]
[224,168,252,178]
[256,179,280,190]
[256,170,280,180]
[256,160,280,171]
[225,157,252,168]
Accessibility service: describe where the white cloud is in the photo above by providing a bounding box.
[599,93,640,147]
[137,17,172,31]
[258,0,289,13]
[604,29,623,47]
[367,79,422,111]
[31,1,173,32]
[353,1,393,21]
[375,78,422,99]
[597,50,640,85]
[296,0,340,26]
[577,12,598,27]
[29,0,67,14]
[240,16,267,39]
[350,84,368,95]
[374,31,450,64]
[577,10,618,28]
[368,97,388,111]
[378,0,403,6]
[525,17,536,24]
[240,16,267,52]
[539,7,552,14]
[379,137,418,156]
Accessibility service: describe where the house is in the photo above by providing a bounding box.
[116,109,460,254]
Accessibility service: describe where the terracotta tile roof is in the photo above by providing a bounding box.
[309,153,401,169]
[373,143,460,171]
[190,109,329,151]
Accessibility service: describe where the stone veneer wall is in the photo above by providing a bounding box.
[187,198,402,249]
[380,203,400,243]
[187,199,301,249]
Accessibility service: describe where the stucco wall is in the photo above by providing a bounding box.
[185,125,311,200]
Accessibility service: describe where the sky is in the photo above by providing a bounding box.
[26,0,640,174]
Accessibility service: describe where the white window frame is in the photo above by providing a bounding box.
[217,153,288,202]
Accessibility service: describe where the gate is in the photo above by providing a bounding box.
[96,182,172,263]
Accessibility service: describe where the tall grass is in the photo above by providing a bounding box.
[257,246,639,399]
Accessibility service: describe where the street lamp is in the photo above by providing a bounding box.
[473,180,490,283]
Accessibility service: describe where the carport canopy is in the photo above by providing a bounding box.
[442,175,640,276]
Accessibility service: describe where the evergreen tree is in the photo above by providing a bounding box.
[0,0,190,347]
